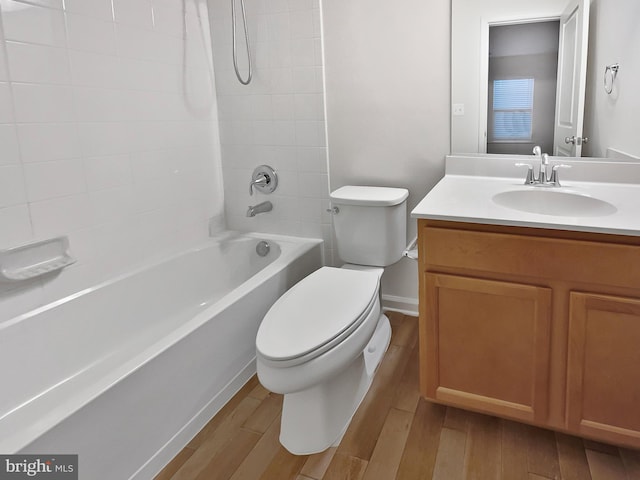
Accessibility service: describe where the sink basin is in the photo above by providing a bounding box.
[492,189,618,217]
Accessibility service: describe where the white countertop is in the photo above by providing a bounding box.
[411,155,640,237]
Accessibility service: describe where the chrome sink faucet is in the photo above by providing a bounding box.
[516,146,570,187]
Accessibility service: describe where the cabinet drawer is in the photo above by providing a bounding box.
[421,225,640,289]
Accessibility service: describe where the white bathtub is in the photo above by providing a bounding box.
[0,232,322,480]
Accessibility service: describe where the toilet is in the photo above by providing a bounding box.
[255,186,409,455]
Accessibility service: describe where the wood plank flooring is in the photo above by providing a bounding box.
[155,313,640,480]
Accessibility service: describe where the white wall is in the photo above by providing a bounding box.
[583,0,640,158]
[321,0,451,310]
[0,0,224,322]
[209,0,332,262]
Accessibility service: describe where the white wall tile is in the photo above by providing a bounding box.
[9,0,63,9]
[64,0,114,22]
[152,5,183,37]
[29,193,93,237]
[89,186,135,224]
[68,50,122,88]
[268,0,289,15]
[0,205,33,249]
[12,83,74,122]
[23,159,86,202]
[295,120,322,146]
[271,94,295,120]
[152,0,184,12]
[267,68,292,93]
[290,38,315,66]
[112,0,153,30]
[0,125,20,165]
[116,24,183,64]
[0,38,8,81]
[248,95,273,120]
[65,12,117,55]
[268,40,292,68]
[118,57,179,92]
[77,122,130,157]
[0,83,15,122]
[298,172,327,198]
[0,164,26,207]
[312,9,321,37]
[296,146,326,172]
[84,154,132,191]
[73,87,123,122]
[267,13,290,42]
[290,10,313,38]
[1,3,67,47]
[5,41,71,84]
[17,123,80,163]
[288,0,313,12]
[292,66,320,93]
[294,93,321,120]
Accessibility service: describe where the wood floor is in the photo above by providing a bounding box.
[155,313,640,480]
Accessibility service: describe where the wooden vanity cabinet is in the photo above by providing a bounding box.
[417,219,640,448]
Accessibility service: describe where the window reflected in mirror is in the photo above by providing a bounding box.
[487,21,559,155]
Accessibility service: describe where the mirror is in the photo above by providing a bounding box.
[451,0,640,160]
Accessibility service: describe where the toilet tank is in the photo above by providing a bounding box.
[330,186,409,267]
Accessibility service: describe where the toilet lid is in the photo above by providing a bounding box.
[256,267,380,362]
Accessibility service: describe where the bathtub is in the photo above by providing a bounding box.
[0,232,323,480]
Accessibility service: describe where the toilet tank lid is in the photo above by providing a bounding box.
[330,186,409,207]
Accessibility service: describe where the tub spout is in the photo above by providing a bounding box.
[246,201,273,217]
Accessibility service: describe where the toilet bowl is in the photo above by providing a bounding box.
[255,185,408,455]
[256,266,391,455]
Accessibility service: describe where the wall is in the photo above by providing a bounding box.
[321,0,451,311]
[0,0,223,322]
[583,0,640,158]
[208,0,332,262]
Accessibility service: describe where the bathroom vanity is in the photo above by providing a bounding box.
[412,155,640,449]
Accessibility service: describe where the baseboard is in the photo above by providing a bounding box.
[382,294,419,317]
[131,359,257,480]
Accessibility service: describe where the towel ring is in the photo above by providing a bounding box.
[604,63,619,94]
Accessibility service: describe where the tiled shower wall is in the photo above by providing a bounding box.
[209,0,332,262]
[0,0,224,321]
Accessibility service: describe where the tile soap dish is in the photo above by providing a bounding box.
[0,236,76,282]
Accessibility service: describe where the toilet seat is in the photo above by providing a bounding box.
[256,267,380,367]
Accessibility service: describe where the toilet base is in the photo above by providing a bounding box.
[279,313,392,455]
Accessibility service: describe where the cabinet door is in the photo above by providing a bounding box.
[422,273,552,423]
[567,292,640,448]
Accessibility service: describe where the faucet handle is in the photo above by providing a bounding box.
[532,145,542,156]
[549,164,571,186]
[515,163,535,185]
[249,174,268,196]
[249,165,278,196]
